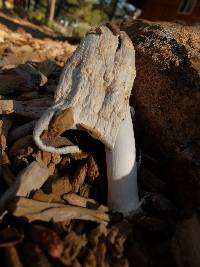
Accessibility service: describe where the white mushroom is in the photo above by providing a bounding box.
[106,107,140,216]
[33,24,140,216]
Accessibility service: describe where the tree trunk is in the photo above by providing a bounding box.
[2,0,7,10]
[46,0,56,25]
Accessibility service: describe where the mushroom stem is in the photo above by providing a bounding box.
[105,107,140,216]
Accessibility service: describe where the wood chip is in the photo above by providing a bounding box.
[72,163,87,193]
[41,151,52,166]
[94,240,108,267]
[0,116,12,164]
[0,161,50,209]
[4,245,23,267]
[88,224,108,248]
[86,154,99,183]
[30,224,64,258]
[60,231,87,266]
[51,176,72,197]
[33,176,72,203]
[21,242,53,267]
[36,60,58,77]
[32,190,53,203]
[79,184,91,198]
[83,249,97,267]
[0,227,23,247]
[51,153,62,165]
[108,222,132,257]
[41,133,73,148]
[11,197,109,224]
[70,152,88,160]
[63,193,108,211]
[47,162,56,175]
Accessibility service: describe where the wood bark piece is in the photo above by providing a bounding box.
[21,242,53,267]
[61,231,87,266]
[4,245,24,267]
[8,120,36,144]
[79,184,91,198]
[16,91,40,101]
[0,116,12,164]
[0,63,47,95]
[30,225,64,258]
[0,98,52,119]
[34,24,136,154]
[0,227,23,247]
[32,176,73,203]
[72,163,87,193]
[51,176,72,197]
[11,197,109,224]
[88,224,108,248]
[63,193,108,211]
[41,132,73,148]
[0,161,50,209]
[9,135,33,157]
[86,154,99,182]
[36,60,57,77]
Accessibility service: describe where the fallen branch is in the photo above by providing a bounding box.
[11,197,110,224]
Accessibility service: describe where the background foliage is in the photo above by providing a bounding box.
[1,0,140,37]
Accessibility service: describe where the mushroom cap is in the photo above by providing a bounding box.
[34,24,136,154]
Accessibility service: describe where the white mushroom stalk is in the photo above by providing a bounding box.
[106,107,140,216]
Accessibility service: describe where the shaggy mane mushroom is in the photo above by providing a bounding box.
[33,24,140,216]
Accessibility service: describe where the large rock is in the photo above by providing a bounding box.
[120,20,200,214]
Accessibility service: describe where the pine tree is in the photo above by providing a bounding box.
[46,0,57,25]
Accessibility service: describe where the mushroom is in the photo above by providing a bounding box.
[33,24,140,216]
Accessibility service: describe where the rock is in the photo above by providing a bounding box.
[142,193,177,218]
[172,213,200,267]
[121,20,200,212]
